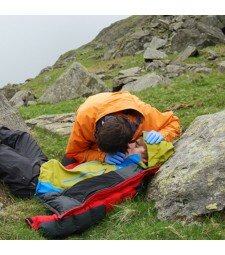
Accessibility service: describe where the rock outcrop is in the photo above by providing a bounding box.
[0,83,21,100]
[121,73,171,91]
[9,90,36,108]
[0,94,29,132]
[86,15,225,60]
[26,113,75,136]
[147,110,225,220]
[39,62,108,103]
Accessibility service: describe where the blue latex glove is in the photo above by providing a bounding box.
[105,152,126,165]
[145,130,164,144]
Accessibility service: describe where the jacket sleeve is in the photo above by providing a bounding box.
[65,119,106,163]
[142,106,181,142]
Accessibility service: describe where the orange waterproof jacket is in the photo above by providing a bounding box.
[66,91,181,163]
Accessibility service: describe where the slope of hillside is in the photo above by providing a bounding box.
[2,15,225,100]
[1,15,225,240]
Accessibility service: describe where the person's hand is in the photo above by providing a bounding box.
[105,152,126,165]
[145,131,164,144]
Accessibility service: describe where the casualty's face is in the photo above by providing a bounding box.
[126,137,148,164]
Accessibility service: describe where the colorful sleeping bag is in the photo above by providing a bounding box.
[26,164,159,239]
[26,141,174,239]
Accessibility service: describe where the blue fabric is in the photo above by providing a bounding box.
[116,154,141,169]
[35,181,62,195]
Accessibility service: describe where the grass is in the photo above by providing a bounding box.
[19,97,85,120]
[1,44,225,240]
[21,67,67,98]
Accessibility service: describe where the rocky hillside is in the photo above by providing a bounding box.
[1,15,225,104]
[67,15,225,59]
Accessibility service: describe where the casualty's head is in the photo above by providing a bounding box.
[95,115,133,154]
[126,137,148,164]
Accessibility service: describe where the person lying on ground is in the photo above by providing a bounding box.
[62,91,180,166]
[0,127,174,198]
[37,133,174,195]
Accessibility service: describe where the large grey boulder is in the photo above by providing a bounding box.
[171,21,225,52]
[197,22,225,44]
[0,94,29,132]
[146,60,166,71]
[39,62,108,103]
[165,64,186,77]
[144,36,167,50]
[174,46,198,63]
[26,113,75,136]
[9,90,36,108]
[147,110,225,220]
[144,48,168,61]
[171,29,209,52]
[122,73,171,92]
[119,67,142,77]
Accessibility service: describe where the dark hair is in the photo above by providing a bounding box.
[95,116,133,154]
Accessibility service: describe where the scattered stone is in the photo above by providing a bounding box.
[39,62,108,104]
[9,90,36,108]
[27,101,37,106]
[135,50,144,55]
[186,63,206,71]
[157,63,187,78]
[144,48,168,61]
[206,50,218,60]
[39,66,53,75]
[166,64,186,74]
[130,29,152,40]
[114,76,138,86]
[194,67,212,74]
[158,18,170,29]
[25,78,33,83]
[144,36,167,50]
[146,60,165,71]
[0,94,29,132]
[170,29,206,52]
[119,67,142,77]
[218,61,225,72]
[26,113,76,136]
[174,46,199,63]
[53,51,76,68]
[151,21,159,28]
[170,21,183,31]
[104,48,117,60]
[122,73,171,91]
[97,74,106,80]
[147,110,225,220]
[197,22,225,44]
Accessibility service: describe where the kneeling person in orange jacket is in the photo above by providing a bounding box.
[62,91,181,166]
